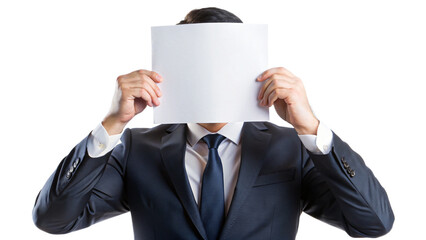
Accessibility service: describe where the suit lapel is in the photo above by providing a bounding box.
[220,122,272,240]
[160,124,207,240]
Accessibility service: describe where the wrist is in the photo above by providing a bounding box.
[102,115,127,135]
[295,118,319,135]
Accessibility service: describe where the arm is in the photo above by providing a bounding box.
[258,67,394,237]
[301,133,394,237]
[33,69,163,234]
[32,129,131,234]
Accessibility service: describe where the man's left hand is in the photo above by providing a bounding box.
[257,67,319,135]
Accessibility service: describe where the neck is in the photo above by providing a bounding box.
[197,123,228,132]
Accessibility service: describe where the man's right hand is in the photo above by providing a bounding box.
[102,69,163,135]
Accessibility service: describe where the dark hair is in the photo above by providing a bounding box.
[178,7,243,24]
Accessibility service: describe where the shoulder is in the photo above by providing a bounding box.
[244,121,301,147]
[127,124,178,135]
[253,121,298,137]
[121,124,183,144]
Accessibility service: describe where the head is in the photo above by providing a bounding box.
[178,7,243,25]
[178,7,242,132]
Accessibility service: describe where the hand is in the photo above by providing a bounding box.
[102,69,163,135]
[257,67,319,135]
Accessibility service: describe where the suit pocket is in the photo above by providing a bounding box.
[253,168,296,187]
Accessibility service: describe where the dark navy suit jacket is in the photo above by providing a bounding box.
[33,122,394,239]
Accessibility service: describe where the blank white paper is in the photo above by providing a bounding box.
[151,23,269,124]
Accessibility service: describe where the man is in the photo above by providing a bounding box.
[33,7,394,240]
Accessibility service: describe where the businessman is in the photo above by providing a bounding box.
[33,7,394,240]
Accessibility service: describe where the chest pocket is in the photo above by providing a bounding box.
[253,168,296,187]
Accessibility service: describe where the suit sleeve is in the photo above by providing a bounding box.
[32,129,132,234]
[301,132,394,237]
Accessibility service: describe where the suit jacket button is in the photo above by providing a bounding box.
[343,162,349,169]
[69,166,74,173]
[73,161,78,168]
[75,158,80,165]
[349,170,356,177]
[66,172,71,179]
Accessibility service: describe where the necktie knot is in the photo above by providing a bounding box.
[202,134,226,150]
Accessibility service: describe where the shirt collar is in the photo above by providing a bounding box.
[186,122,244,147]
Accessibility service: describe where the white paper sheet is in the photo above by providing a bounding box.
[151,23,269,124]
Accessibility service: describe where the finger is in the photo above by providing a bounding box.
[138,69,163,83]
[258,74,293,100]
[127,76,162,97]
[266,88,289,107]
[125,78,161,104]
[122,76,161,101]
[117,70,163,85]
[131,88,153,107]
[130,86,158,107]
[265,91,279,107]
[257,67,295,82]
[258,77,274,100]
[141,74,162,97]
[140,89,153,107]
[261,79,293,104]
[139,82,160,106]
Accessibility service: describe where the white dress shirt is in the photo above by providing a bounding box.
[87,121,333,214]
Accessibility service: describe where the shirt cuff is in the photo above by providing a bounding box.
[298,121,333,155]
[87,123,122,158]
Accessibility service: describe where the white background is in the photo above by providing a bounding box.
[1,0,425,239]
